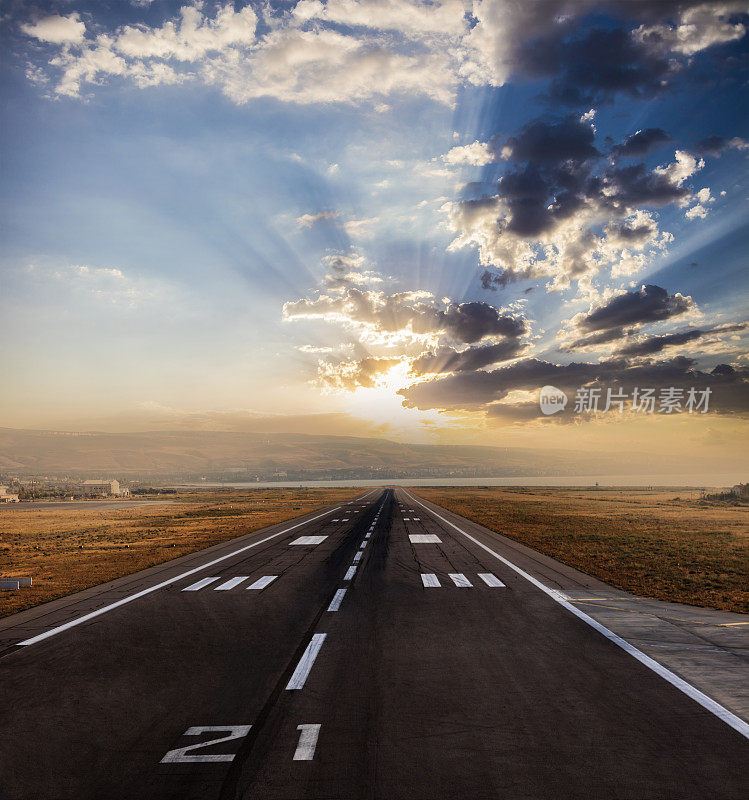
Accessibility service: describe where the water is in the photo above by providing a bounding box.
[174,473,742,489]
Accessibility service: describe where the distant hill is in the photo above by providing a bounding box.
[0,427,676,480]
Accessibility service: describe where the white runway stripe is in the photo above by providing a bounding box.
[293,724,321,761]
[421,573,441,587]
[344,566,357,581]
[182,577,220,592]
[353,551,362,562]
[449,573,473,587]
[215,576,249,591]
[246,575,277,590]
[478,573,505,587]
[327,588,347,612]
[409,534,441,543]
[286,633,327,690]
[289,535,328,546]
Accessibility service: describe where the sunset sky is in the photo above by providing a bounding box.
[1,1,748,465]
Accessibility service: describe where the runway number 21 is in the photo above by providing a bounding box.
[160,725,252,763]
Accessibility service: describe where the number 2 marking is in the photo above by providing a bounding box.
[160,725,252,763]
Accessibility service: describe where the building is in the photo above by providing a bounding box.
[731,483,747,497]
[80,479,130,497]
[0,485,20,503]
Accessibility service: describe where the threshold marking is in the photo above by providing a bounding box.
[404,491,749,741]
[247,575,277,590]
[449,573,472,587]
[478,573,505,587]
[294,725,321,761]
[290,535,328,546]
[215,576,248,591]
[328,588,347,612]
[421,574,441,588]
[344,566,357,581]
[409,534,441,544]
[19,505,342,646]
[286,633,327,690]
[182,577,220,592]
[353,551,363,563]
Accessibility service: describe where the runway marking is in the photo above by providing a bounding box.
[404,491,749,741]
[289,535,328,546]
[404,517,411,520]
[421,574,441,587]
[449,573,473,587]
[182,577,220,592]
[332,519,340,522]
[327,589,347,612]
[353,551,363,562]
[365,533,371,539]
[286,633,327,690]
[409,534,441,543]
[18,505,343,646]
[160,725,252,763]
[294,724,321,761]
[413,517,421,521]
[359,541,367,549]
[478,573,505,587]
[344,566,357,580]
[246,575,277,590]
[215,576,249,591]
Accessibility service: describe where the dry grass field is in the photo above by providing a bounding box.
[0,488,362,618]
[412,487,749,613]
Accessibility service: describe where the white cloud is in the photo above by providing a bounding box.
[21,13,86,45]
[297,211,340,227]
[636,2,748,56]
[442,140,494,166]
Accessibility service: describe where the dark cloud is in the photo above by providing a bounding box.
[285,288,527,344]
[517,27,672,107]
[612,128,672,157]
[480,269,508,291]
[562,327,632,352]
[578,285,694,333]
[598,162,692,211]
[504,117,600,162]
[693,135,749,155]
[400,356,749,416]
[413,340,525,375]
[615,323,747,356]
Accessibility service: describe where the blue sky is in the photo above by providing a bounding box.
[1,1,748,461]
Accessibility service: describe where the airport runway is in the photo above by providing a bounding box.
[0,488,746,799]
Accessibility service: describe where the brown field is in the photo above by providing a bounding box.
[412,487,749,613]
[0,488,362,618]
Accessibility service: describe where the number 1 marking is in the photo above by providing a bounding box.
[160,725,252,763]
[293,724,321,761]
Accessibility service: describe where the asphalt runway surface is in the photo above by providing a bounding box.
[0,488,746,799]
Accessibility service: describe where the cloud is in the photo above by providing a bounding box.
[442,140,495,166]
[611,128,672,158]
[412,340,526,374]
[574,285,696,333]
[284,287,527,345]
[635,3,748,57]
[318,355,403,391]
[615,323,747,357]
[694,135,749,155]
[297,211,340,227]
[400,355,749,417]
[21,13,86,44]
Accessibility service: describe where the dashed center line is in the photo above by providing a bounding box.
[286,633,327,690]
[344,566,357,581]
[327,588,347,612]
[352,551,362,563]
